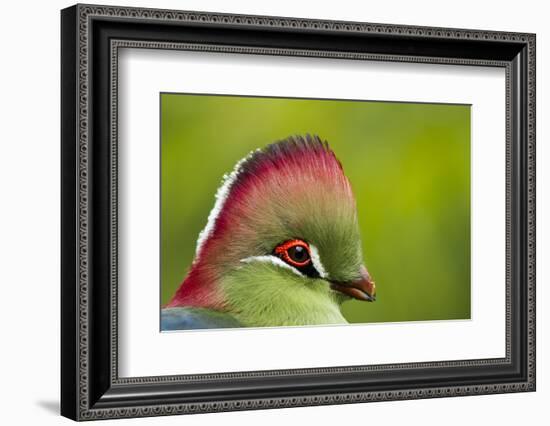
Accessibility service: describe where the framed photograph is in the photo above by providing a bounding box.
[61,4,536,421]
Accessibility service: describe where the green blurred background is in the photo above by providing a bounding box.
[161,93,471,323]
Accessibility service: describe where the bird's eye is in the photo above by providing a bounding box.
[274,239,312,267]
[288,245,309,264]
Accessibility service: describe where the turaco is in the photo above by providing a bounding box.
[162,134,376,330]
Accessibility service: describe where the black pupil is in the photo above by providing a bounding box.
[288,245,309,263]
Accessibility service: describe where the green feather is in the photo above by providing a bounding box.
[222,261,347,327]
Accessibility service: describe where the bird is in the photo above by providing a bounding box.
[161,134,376,331]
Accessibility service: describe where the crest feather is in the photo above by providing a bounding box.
[195,134,349,258]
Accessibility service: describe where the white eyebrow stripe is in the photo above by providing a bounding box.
[240,255,305,277]
[241,246,328,280]
[309,244,328,279]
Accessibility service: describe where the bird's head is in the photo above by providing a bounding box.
[168,135,375,326]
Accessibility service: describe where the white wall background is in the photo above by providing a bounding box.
[0,0,546,424]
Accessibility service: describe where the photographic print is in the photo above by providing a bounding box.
[160,94,471,331]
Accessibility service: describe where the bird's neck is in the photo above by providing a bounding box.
[228,297,347,328]
[220,267,348,327]
[167,261,348,327]
[166,263,226,310]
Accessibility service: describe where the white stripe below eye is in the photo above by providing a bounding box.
[240,255,305,277]
[309,244,328,279]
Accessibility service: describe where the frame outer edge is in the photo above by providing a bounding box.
[76,2,92,420]
[526,34,535,391]
[66,4,536,420]
[61,4,80,422]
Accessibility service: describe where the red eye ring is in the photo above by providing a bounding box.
[274,239,312,267]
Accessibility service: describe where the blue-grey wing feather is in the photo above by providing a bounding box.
[161,307,242,331]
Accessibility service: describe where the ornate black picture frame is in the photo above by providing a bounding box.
[61,3,536,421]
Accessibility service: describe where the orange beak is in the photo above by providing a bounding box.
[330,265,376,302]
